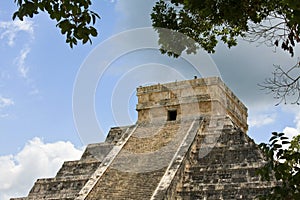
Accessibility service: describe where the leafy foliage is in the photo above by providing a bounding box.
[13,0,100,48]
[258,132,300,199]
[151,0,300,57]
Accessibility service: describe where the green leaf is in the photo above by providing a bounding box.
[280,136,289,140]
[82,36,89,44]
[273,144,282,149]
[271,139,278,146]
[269,135,278,142]
[272,132,279,136]
[12,12,19,20]
[278,132,285,137]
[90,27,97,37]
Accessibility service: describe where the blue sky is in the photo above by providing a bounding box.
[0,0,299,199]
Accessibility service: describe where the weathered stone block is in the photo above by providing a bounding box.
[11,77,275,200]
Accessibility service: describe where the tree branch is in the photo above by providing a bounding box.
[259,62,300,105]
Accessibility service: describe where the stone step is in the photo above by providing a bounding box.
[84,120,196,199]
[189,162,265,172]
[179,186,271,200]
[55,160,101,178]
[123,122,184,153]
[175,126,275,200]
[105,125,137,145]
[27,176,89,199]
[80,142,114,161]
[194,146,263,165]
[198,130,258,147]
[183,181,275,190]
[85,168,167,200]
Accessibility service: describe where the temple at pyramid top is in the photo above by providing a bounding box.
[136,77,247,132]
[11,77,276,200]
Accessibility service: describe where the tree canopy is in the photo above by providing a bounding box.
[13,0,100,48]
[13,0,300,56]
[151,0,300,105]
[258,132,300,199]
[12,1,300,199]
[151,0,300,57]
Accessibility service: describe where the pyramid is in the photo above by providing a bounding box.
[11,77,276,200]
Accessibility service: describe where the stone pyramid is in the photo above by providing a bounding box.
[11,77,276,200]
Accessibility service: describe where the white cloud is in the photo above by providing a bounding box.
[282,111,300,141]
[0,96,14,108]
[14,47,30,78]
[248,113,276,128]
[0,18,35,88]
[0,19,34,79]
[0,138,83,200]
[13,47,40,94]
[294,111,300,131]
[0,113,9,118]
[283,127,299,140]
[0,19,34,46]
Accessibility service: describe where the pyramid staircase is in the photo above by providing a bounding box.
[11,77,277,200]
[171,119,276,199]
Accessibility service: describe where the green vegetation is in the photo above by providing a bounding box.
[151,0,300,57]
[13,0,99,48]
[12,1,300,198]
[258,132,300,199]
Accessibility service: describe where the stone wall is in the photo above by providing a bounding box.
[165,117,275,200]
[11,77,275,200]
[136,77,248,132]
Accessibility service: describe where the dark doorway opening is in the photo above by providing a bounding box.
[168,110,177,121]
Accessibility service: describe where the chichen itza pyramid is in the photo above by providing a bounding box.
[12,77,276,199]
